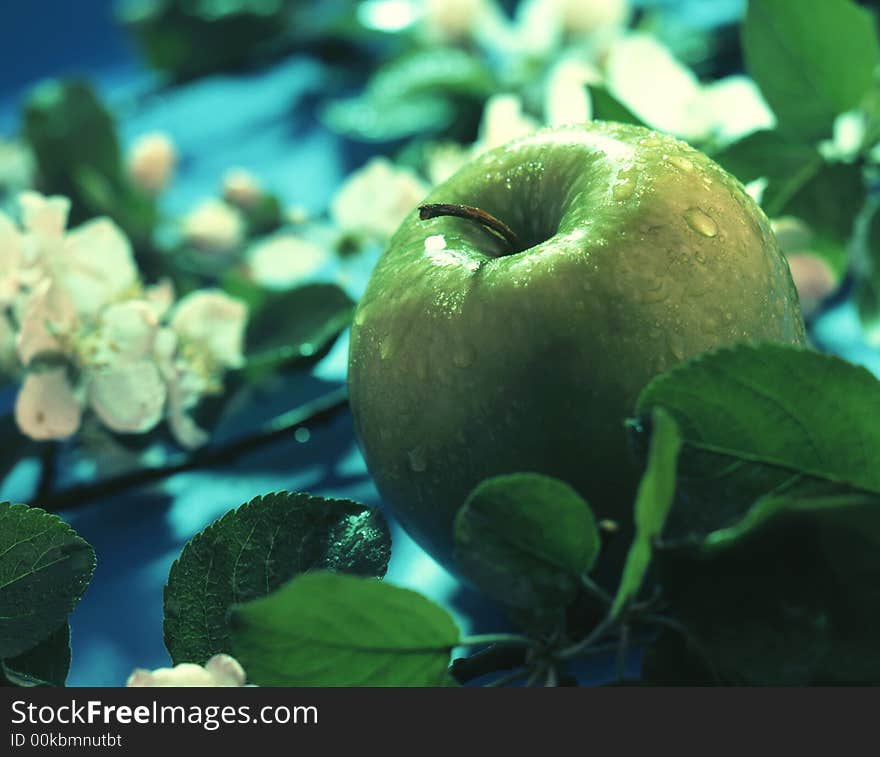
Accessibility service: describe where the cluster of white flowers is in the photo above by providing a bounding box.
[126,654,247,687]
[0,192,247,448]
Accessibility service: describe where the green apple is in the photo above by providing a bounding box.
[348,121,806,572]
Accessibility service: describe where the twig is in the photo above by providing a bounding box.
[558,615,618,661]
[36,386,350,512]
[449,645,528,684]
[418,203,522,253]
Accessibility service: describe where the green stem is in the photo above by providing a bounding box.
[36,386,350,513]
[558,615,618,661]
[418,203,522,254]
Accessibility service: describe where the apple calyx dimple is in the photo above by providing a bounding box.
[418,203,522,257]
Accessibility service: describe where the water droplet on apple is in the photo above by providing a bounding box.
[452,346,475,368]
[354,307,368,326]
[407,445,428,472]
[639,283,669,304]
[668,155,693,172]
[668,335,685,361]
[640,137,662,147]
[613,177,635,201]
[379,339,392,360]
[684,208,718,238]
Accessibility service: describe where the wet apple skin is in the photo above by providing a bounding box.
[348,122,806,572]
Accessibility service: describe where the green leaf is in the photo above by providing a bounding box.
[164,492,391,665]
[0,503,95,658]
[453,473,599,624]
[23,79,158,248]
[712,130,822,216]
[655,482,880,684]
[588,86,646,128]
[743,0,880,140]
[369,47,495,101]
[1,624,70,687]
[117,0,289,82]
[320,48,493,143]
[231,572,459,686]
[610,407,682,618]
[243,283,355,379]
[321,95,456,143]
[635,344,880,541]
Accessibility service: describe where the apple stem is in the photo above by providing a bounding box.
[418,203,522,255]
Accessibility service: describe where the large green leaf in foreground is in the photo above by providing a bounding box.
[164,492,391,665]
[635,344,880,683]
[0,503,95,659]
[232,572,459,686]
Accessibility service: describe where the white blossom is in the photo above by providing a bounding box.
[246,234,330,289]
[127,132,177,194]
[182,199,245,254]
[126,654,247,687]
[89,360,167,434]
[19,191,70,241]
[171,290,247,370]
[14,368,82,441]
[544,57,600,126]
[418,0,502,45]
[819,111,867,164]
[222,167,263,209]
[425,142,469,186]
[16,279,77,366]
[331,157,429,240]
[0,191,247,447]
[554,0,631,38]
[56,218,139,316]
[605,34,774,144]
[0,211,25,306]
[474,94,541,154]
[154,327,211,450]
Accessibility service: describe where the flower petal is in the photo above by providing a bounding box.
[171,290,247,369]
[61,218,139,315]
[16,279,77,365]
[15,368,82,440]
[246,234,330,289]
[19,191,70,238]
[182,199,245,254]
[89,360,166,434]
[126,656,247,687]
[92,300,159,365]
